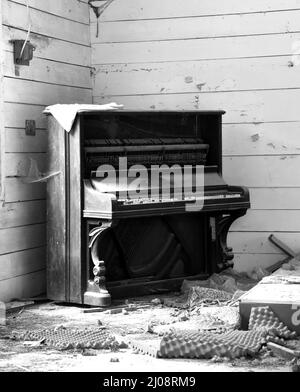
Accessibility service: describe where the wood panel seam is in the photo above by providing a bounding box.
[0,221,46,231]
[8,0,90,26]
[2,23,92,48]
[4,75,93,91]
[94,8,300,24]
[0,268,45,283]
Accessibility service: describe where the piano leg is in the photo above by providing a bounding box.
[220,209,247,270]
[84,221,113,307]
[210,210,247,272]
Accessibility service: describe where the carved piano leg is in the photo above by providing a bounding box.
[211,210,247,272]
[84,221,112,307]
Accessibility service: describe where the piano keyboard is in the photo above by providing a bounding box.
[118,193,241,206]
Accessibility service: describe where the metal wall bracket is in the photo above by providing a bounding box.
[10,40,35,66]
[25,120,36,136]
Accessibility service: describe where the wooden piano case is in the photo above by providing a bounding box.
[47,111,250,306]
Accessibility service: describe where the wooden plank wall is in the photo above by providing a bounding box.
[0,4,4,202]
[91,0,300,272]
[0,0,92,302]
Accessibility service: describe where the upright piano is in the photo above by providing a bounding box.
[47,110,250,306]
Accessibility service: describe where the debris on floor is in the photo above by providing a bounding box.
[0,263,299,372]
[125,263,300,362]
[164,286,233,309]
[6,301,35,313]
[163,267,269,311]
[147,306,240,336]
[83,303,151,314]
[129,302,298,360]
[268,234,300,261]
[239,260,300,334]
[182,267,268,294]
[291,358,300,372]
[151,298,163,306]
[267,342,300,361]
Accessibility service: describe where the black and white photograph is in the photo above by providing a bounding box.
[0,0,300,377]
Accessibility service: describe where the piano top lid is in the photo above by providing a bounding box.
[80,110,226,116]
[45,104,225,133]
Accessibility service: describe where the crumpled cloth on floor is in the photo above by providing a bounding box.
[181,267,269,295]
[43,103,124,132]
[164,286,233,309]
[150,306,241,336]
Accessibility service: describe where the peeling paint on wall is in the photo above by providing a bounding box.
[196,82,206,91]
[184,76,193,84]
[251,134,260,142]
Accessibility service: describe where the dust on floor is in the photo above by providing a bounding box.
[0,298,294,372]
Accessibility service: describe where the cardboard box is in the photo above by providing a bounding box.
[239,281,300,335]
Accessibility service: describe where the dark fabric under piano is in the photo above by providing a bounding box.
[46,110,250,306]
